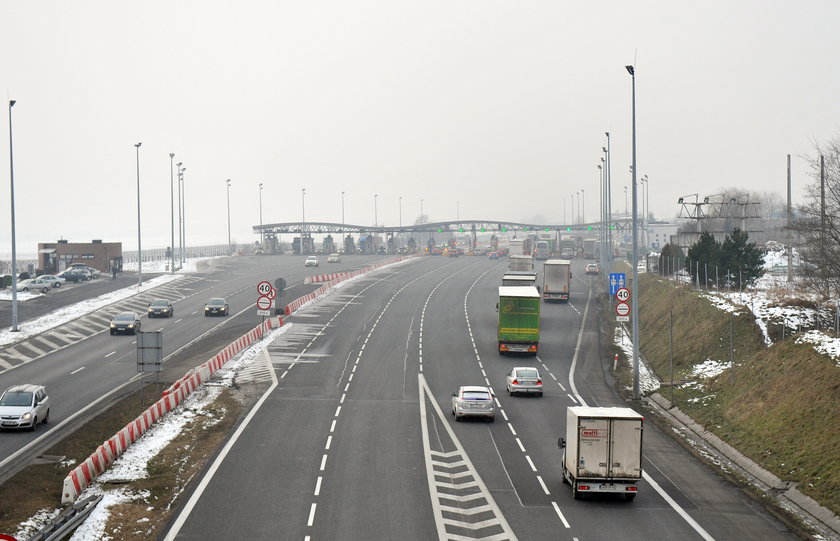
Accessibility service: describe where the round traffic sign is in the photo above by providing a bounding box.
[257,281,273,296]
[267,287,277,300]
[616,302,630,317]
[615,287,630,302]
[256,295,272,310]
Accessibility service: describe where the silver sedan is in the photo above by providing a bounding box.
[506,367,543,397]
[451,386,495,422]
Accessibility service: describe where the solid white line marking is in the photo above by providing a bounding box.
[70,367,85,375]
[551,501,571,528]
[307,503,317,526]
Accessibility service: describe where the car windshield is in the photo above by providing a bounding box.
[307,257,317,260]
[151,300,169,307]
[208,299,225,306]
[0,391,33,407]
[515,369,539,378]
[462,391,491,401]
[114,313,135,321]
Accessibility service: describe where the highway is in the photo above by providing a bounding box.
[154,255,797,540]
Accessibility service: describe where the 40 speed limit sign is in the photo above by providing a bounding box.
[257,281,273,296]
[615,287,630,302]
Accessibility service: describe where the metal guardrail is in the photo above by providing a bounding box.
[24,494,102,541]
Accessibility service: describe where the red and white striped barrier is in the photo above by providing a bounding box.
[61,315,284,503]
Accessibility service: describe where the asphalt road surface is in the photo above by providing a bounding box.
[158,255,797,541]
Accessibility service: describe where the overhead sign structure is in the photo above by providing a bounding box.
[615,287,630,303]
[609,273,626,296]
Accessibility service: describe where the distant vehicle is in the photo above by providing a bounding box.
[254,247,264,255]
[586,263,600,275]
[636,263,647,274]
[448,249,459,257]
[543,260,572,302]
[509,255,534,272]
[204,297,229,317]
[397,247,408,255]
[558,406,644,500]
[560,248,574,258]
[305,256,319,267]
[69,263,100,278]
[36,274,66,288]
[16,278,52,294]
[451,386,495,422]
[535,240,550,260]
[377,246,386,255]
[327,253,341,263]
[0,384,50,430]
[110,311,142,335]
[430,247,443,256]
[488,252,499,260]
[506,367,543,396]
[147,299,174,318]
[583,239,597,259]
[58,268,91,283]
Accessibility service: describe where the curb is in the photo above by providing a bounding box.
[646,392,840,538]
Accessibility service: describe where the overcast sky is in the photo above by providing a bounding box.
[2,1,839,255]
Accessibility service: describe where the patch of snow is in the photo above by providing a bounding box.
[795,330,840,367]
[613,325,661,394]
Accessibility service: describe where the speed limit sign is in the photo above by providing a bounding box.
[257,281,273,296]
[615,287,630,302]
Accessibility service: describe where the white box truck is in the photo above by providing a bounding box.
[558,406,643,501]
[509,255,534,272]
[542,259,571,302]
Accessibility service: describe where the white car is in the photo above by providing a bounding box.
[36,274,66,288]
[327,253,341,263]
[0,384,50,430]
[505,367,543,396]
[16,278,52,294]
[451,386,495,422]
[305,256,319,267]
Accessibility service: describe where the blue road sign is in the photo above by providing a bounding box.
[609,273,626,295]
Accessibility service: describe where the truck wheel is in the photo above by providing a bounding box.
[572,486,581,500]
[625,493,636,502]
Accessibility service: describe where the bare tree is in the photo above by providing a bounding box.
[790,134,840,297]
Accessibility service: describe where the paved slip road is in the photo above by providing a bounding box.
[0,254,389,480]
[163,256,798,541]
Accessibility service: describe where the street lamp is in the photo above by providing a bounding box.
[626,63,640,400]
[301,188,306,254]
[624,186,628,216]
[8,100,19,331]
[226,179,232,255]
[135,142,143,288]
[169,153,175,274]
[258,182,263,248]
[179,164,187,264]
[581,189,585,224]
[374,193,378,227]
[341,190,345,226]
[576,191,581,224]
[398,196,402,227]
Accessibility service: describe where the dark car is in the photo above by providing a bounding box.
[204,298,229,317]
[147,299,174,318]
[58,268,91,283]
[110,311,142,335]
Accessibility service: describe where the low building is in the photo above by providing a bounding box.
[38,239,123,274]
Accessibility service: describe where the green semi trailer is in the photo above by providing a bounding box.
[497,286,541,355]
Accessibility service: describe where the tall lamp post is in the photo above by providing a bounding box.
[341,190,345,226]
[605,132,612,271]
[169,153,175,274]
[398,196,402,227]
[8,100,19,331]
[177,162,183,265]
[374,193,378,227]
[627,63,640,401]
[301,188,306,254]
[226,179,232,255]
[135,142,143,288]
[180,164,187,264]
[581,189,585,224]
[258,182,263,247]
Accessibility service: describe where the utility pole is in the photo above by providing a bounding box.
[787,155,792,283]
[627,63,640,401]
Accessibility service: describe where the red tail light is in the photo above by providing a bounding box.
[626,486,637,492]
[579,485,590,491]
[536,380,542,385]
[512,379,519,385]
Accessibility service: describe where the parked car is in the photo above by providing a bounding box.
[488,252,499,260]
[147,299,174,318]
[16,278,52,294]
[110,311,142,335]
[204,297,229,317]
[58,268,90,283]
[305,256,319,267]
[327,253,341,263]
[36,274,66,288]
[0,384,50,430]
[585,263,600,275]
[451,386,495,422]
[68,264,100,278]
[505,367,543,397]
